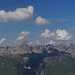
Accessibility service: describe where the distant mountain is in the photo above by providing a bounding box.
[0,43,75,56]
[0,43,75,75]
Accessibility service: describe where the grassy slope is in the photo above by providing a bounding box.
[41,56,75,75]
[0,56,25,75]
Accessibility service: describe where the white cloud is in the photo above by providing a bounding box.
[28,40,41,46]
[35,16,50,25]
[14,31,29,43]
[56,29,72,40]
[35,40,41,45]
[46,40,56,45]
[41,29,55,38]
[0,38,7,44]
[40,29,72,41]
[0,6,34,22]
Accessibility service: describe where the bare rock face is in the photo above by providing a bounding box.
[12,44,32,54]
[32,45,45,53]
[44,44,55,53]
[0,44,32,56]
[0,46,12,56]
[55,44,68,52]
[0,43,75,57]
[55,43,75,57]
[32,44,56,53]
[67,43,75,57]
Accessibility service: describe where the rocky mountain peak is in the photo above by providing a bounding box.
[55,43,68,52]
[0,43,75,57]
[69,43,75,47]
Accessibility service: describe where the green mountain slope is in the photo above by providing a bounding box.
[40,56,75,75]
[0,56,25,75]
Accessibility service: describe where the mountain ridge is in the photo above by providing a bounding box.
[0,43,75,57]
[0,43,75,75]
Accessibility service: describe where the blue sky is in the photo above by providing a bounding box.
[0,0,75,46]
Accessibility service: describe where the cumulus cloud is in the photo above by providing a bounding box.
[0,38,7,44]
[41,29,55,38]
[56,29,72,40]
[28,40,41,46]
[35,16,50,25]
[14,31,29,44]
[40,29,72,41]
[0,6,34,22]
[46,40,56,45]
[35,40,41,45]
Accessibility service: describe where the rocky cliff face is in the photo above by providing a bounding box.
[0,43,75,57]
[55,44,68,51]
[55,43,75,57]
[67,43,75,56]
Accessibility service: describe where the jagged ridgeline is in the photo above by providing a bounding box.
[0,56,25,75]
[0,44,75,75]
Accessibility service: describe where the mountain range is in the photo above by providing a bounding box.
[0,43,75,56]
[0,43,75,75]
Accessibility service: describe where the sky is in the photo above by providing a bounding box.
[0,0,75,46]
